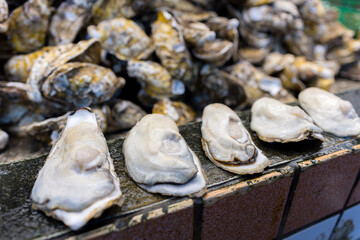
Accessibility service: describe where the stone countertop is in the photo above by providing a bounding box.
[0,88,360,239]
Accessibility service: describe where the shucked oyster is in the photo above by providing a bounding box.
[251,97,324,142]
[299,88,360,137]
[7,0,50,53]
[31,108,123,230]
[0,129,9,150]
[88,18,153,61]
[201,103,270,174]
[123,114,207,197]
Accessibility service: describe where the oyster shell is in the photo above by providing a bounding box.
[250,97,324,142]
[193,40,234,66]
[31,108,123,230]
[7,0,50,53]
[182,21,215,47]
[201,103,270,174]
[88,18,153,61]
[0,0,8,32]
[105,99,146,133]
[152,98,195,125]
[123,114,207,197]
[152,11,194,88]
[41,62,125,108]
[49,0,95,45]
[91,0,136,24]
[299,88,360,137]
[127,60,185,98]
[0,129,9,150]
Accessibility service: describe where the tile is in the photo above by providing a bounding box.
[201,174,292,240]
[284,153,360,234]
[332,203,360,240]
[284,214,339,240]
[98,207,194,240]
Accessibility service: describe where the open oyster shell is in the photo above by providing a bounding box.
[123,114,207,197]
[88,18,153,61]
[201,103,270,175]
[31,108,123,230]
[299,88,360,137]
[7,0,50,53]
[0,129,9,150]
[251,97,324,142]
[41,62,125,108]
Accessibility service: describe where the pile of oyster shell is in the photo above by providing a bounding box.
[0,0,360,150]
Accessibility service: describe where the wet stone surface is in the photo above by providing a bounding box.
[0,89,359,239]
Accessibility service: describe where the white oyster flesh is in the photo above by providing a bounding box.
[299,87,360,137]
[123,114,207,197]
[0,129,9,150]
[201,103,270,175]
[251,97,324,142]
[31,108,123,230]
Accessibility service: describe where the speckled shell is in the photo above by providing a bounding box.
[123,114,207,197]
[88,18,153,61]
[7,0,51,53]
[299,88,360,137]
[152,98,195,125]
[91,0,136,24]
[182,21,215,46]
[41,62,125,107]
[201,103,270,174]
[31,108,123,230]
[49,0,95,45]
[127,60,185,98]
[251,97,324,142]
[152,11,193,86]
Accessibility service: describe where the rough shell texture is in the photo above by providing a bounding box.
[88,18,153,61]
[0,0,8,32]
[201,103,270,174]
[0,129,9,150]
[105,99,146,133]
[250,97,324,142]
[152,11,193,86]
[152,98,195,125]
[7,0,50,53]
[127,60,184,98]
[182,21,215,47]
[91,0,136,24]
[123,114,207,197]
[41,62,125,107]
[299,87,360,137]
[49,0,94,45]
[31,109,123,230]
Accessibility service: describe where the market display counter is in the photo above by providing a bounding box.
[1,88,360,240]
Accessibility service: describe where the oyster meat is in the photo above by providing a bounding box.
[31,108,123,230]
[0,129,9,150]
[299,88,360,137]
[123,114,207,197]
[201,103,270,174]
[251,97,324,142]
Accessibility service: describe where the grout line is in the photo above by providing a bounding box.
[276,163,301,240]
[329,168,360,239]
[193,197,204,240]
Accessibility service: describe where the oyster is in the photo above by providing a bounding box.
[193,40,234,66]
[17,107,107,145]
[152,11,194,88]
[88,18,153,61]
[49,0,95,45]
[152,98,195,125]
[105,100,146,133]
[123,114,207,197]
[182,21,215,47]
[201,103,270,174]
[127,60,185,98]
[0,0,8,32]
[31,108,123,230]
[0,129,9,150]
[251,97,324,142]
[41,62,125,108]
[91,0,136,24]
[299,88,360,137]
[7,0,50,53]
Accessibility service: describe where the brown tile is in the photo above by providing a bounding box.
[98,207,193,240]
[201,173,292,240]
[347,151,360,207]
[284,152,360,234]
